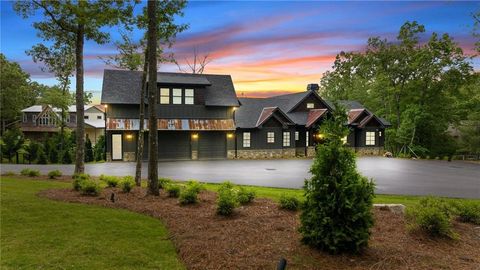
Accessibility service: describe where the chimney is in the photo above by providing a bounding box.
[307,83,319,91]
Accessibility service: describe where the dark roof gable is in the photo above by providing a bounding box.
[101,69,239,106]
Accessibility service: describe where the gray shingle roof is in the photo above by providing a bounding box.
[101,69,239,106]
[236,91,390,128]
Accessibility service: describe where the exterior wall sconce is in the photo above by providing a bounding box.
[191,133,199,140]
[227,133,234,139]
[125,133,133,140]
[316,133,325,139]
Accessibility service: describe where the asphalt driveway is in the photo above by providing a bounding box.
[2,157,479,198]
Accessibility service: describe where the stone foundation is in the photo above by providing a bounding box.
[227,150,236,159]
[235,148,296,159]
[306,146,316,157]
[123,152,136,162]
[355,147,384,156]
[106,152,112,162]
[191,150,198,160]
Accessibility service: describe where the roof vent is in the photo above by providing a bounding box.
[307,83,319,91]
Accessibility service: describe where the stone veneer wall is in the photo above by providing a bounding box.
[306,146,316,157]
[231,148,296,159]
[106,152,112,162]
[123,152,136,162]
[355,147,384,156]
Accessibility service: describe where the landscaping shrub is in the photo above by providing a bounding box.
[159,177,172,189]
[101,175,120,188]
[3,171,16,176]
[178,181,204,205]
[72,173,90,191]
[450,200,480,225]
[299,105,375,254]
[93,135,106,161]
[237,187,256,205]
[84,137,94,162]
[37,149,48,164]
[166,184,181,198]
[120,176,135,193]
[216,182,238,216]
[20,168,40,177]
[48,170,62,179]
[80,179,102,196]
[406,199,455,238]
[279,194,300,211]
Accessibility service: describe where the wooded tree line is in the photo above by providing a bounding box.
[320,20,480,157]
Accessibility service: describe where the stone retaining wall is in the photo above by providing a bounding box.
[231,148,296,159]
[355,147,384,156]
[123,152,136,162]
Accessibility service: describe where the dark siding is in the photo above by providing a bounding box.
[356,128,384,147]
[291,94,328,112]
[157,85,206,105]
[347,129,356,147]
[198,132,226,159]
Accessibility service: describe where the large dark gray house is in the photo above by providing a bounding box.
[101,69,389,161]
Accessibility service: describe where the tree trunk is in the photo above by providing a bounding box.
[134,48,149,186]
[147,0,159,195]
[74,24,85,174]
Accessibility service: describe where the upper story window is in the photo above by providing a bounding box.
[172,88,182,104]
[185,89,194,105]
[33,115,37,123]
[84,115,89,120]
[23,113,27,123]
[243,132,251,148]
[283,131,290,147]
[66,114,70,123]
[267,132,275,143]
[307,103,315,109]
[160,88,170,104]
[366,131,376,146]
[97,115,102,120]
[39,112,56,126]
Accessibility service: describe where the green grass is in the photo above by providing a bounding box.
[0,177,184,270]
[200,182,480,208]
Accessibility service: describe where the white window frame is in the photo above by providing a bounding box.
[306,131,309,146]
[283,131,290,147]
[295,131,299,141]
[366,131,376,146]
[23,113,27,123]
[267,132,275,143]
[243,132,251,148]
[33,115,37,124]
[172,88,182,104]
[66,114,70,123]
[160,88,170,104]
[307,103,315,109]
[379,131,382,137]
[185,89,194,105]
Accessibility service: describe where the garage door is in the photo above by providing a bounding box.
[198,132,226,159]
[142,131,191,160]
[157,131,191,160]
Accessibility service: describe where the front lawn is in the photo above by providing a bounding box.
[0,177,184,270]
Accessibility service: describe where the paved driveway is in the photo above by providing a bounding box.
[2,157,479,198]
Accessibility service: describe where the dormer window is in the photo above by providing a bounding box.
[172,88,182,104]
[160,88,170,104]
[307,103,315,109]
[185,89,194,105]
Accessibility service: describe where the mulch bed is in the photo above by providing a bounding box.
[39,187,480,270]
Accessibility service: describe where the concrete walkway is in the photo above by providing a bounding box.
[1,157,479,198]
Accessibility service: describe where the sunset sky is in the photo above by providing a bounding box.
[1,1,479,104]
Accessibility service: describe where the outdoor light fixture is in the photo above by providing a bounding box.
[126,134,133,140]
[227,133,234,138]
[192,133,199,139]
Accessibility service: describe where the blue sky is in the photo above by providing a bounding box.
[1,1,478,103]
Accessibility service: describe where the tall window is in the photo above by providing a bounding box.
[23,113,27,123]
[366,131,376,146]
[295,131,299,141]
[306,131,309,146]
[307,103,315,109]
[185,89,194,104]
[33,115,37,123]
[267,132,275,143]
[341,136,347,145]
[283,131,290,147]
[172,88,182,104]
[243,132,251,147]
[160,88,170,104]
[39,112,56,126]
[66,114,70,123]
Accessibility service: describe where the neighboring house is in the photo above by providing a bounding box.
[20,104,105,145]
[101,70,389,161]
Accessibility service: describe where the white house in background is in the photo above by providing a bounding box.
[21,104,105,145]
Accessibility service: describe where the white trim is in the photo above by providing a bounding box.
[267,132,275,143]
[283,131,290,147]
[242,132,251,148]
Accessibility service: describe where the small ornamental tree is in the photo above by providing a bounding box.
[299,104,375,254]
